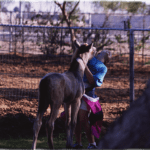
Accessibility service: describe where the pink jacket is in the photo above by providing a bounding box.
[60,95,103,139]
[82,94,103,138]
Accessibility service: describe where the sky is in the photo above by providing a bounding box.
[4,0,150,13]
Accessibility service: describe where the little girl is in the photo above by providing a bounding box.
[73,50,112,149]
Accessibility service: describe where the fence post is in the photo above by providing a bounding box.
[129,29,135,104]
[22,27,24,56]
[9,11,12,53]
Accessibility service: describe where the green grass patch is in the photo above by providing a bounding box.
[0,136,62,149]
[0,132,101,149]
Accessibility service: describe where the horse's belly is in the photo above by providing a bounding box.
[63,84,84,104]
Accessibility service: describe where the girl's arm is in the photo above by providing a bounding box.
[93,66,107,87]
[84,66,95,86]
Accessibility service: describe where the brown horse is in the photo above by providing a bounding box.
[32,40,96,149]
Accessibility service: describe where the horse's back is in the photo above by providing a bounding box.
[62,72,85,103]
[39,72,84,104]
[39,73,65,106]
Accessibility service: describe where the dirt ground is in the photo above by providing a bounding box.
[0,53,149,140]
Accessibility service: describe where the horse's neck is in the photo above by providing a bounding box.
[69,57,86,78]
[76,58,85,71]
[76,58,86,77]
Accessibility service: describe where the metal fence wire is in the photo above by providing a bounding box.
[0,24,150,121]
[1,11,150,29]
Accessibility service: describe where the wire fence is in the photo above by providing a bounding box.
[1,11,150,28]
[0,23,149,121]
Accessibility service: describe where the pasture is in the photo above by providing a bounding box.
[0,51,149,148]
[0,23,150,149]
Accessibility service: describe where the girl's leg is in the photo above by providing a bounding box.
[74,109,95,145]
[79,109,95,143]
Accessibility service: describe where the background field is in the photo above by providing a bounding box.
[0,1,150,148]
[0,51,149,148]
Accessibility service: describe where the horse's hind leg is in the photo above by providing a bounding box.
[32,111,45,150]
[46,104,61,149]
[32,97,49,149]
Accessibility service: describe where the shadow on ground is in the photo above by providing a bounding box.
[0,112,112,140]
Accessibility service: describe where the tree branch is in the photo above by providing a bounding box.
[69,1,80,19]
[54,1,78,51]
[97,39,113,51]
[54,1,63,10]
[62,2,69,24]
[63,1,66,12]
[55,1,70,26]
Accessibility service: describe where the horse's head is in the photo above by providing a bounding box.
[71,40,97,64]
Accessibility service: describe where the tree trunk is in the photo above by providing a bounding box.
[54,1,79,52]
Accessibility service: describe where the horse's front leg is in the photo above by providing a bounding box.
[70,98,81,146]
[64,103,72,148]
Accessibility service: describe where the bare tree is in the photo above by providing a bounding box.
[54,1,79,51]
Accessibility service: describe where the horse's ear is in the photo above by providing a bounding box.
[87,43,93,50]
[71,41,80,63]
[74,40,80,49]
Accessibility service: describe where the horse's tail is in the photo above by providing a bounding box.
[38,77,51,113]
